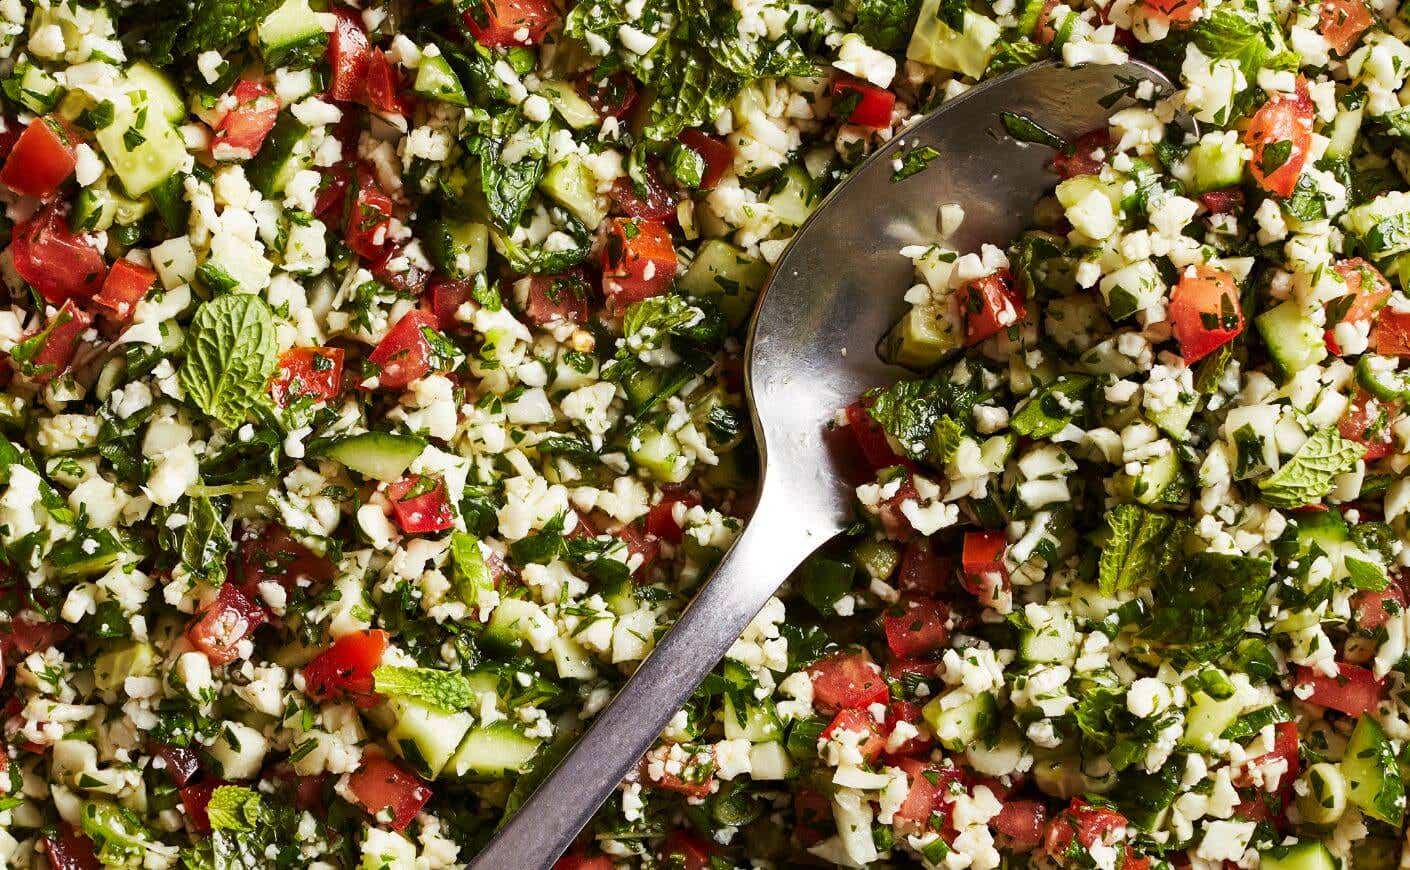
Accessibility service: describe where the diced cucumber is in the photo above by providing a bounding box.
[257,0,330,70]
[93,640,156,692]
[95,86,187,196]
[5,62,65,114]
[536,80,598,130]
[1098,260,1165,320]
[551,635,595,680]
[71,186,119,234]
[246,112,312,197]
[385,695,473,779]
[1355,354,1410,402]
[626,421,689,483]
[483,597,547,654]
[1184,134,1245,194]
[447,721,541,779]
[1256,300,1327,377]
[678,239,768,328]
[50,529,128,578]
[1342,714,1405,826]
[1181,689,1241,750]
[423,216,489,279]
[1018,609,1075,663]
[881,298,960,370]
[124,62,186,125]
[1295,762,1347,825]
[1145,390,1199,441]
[1260,841,1336,870]
[1030,750,1085,799]
[1326,107,1363,159]
[540,155,607,228]
[1055,173,1125,212]
[722,694,784,742]
[413,54,470,107]
[601,575,640,616]
[1113,449,1185,506]
[907,3,1000,78]
[923,690,997,752]
[323,432,427,483]
[767,164,817,228]
[1344,193,1410,258]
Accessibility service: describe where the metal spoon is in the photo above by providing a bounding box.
[472,58,1172,869]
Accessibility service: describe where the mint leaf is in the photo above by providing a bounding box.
[1191,6,1298,77]
[450,532,493,605]
[468,122,549,230]
[181,495,233,585]
[205,786,263,832]
[178,294,278,428]
[373,665,479,712]
[853,0,921,52]
[865,375,984,463]
[1257,427,1366,508]
[1148,553,1272,658]
[1098,505,1189,595]
[187,0,282,54]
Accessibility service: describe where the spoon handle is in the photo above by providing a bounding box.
[469,483,824,869]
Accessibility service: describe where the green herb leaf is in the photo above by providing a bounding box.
[1148,552,1272,658]
[373,664,479,711]
[1000,112,1067,150]
[1257,426,1366,508]
[1098,504,1189,595]
[892,145,941,182]
[181,495,233,585]
[206,786,263,832]
[178,295,278,428]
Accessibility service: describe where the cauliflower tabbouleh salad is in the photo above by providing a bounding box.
[2,0,1410,864]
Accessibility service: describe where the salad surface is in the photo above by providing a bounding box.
[1,0,1409,867]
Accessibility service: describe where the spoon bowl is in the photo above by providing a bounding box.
[471,58,1172,870]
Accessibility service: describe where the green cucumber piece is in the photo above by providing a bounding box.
[536,80,597,130]
[678,239,768,329]
[423,216,489,279]
[246,111,312,197]
[1260,841,1336,870]
[413,54,469,107]
[539,155,607,229]
[257,0,329,69]
[923,690,997,752]
[1343,714,1405,826]
[447,721,541,779]
[323,432,427,483]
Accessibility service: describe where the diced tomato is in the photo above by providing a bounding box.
[553,856,615,870]
[843,398,904,471]
[270,347,344,407]
[12,300,92,384]
[1339,390,1396,461]
[887,657,939,682]
[808,650,888,713]
[235,524,335,590]
[1043,798,1129,858]
[794,786,834,846]
[521,269,592,326]
[992,799,1047,851]
[367,309,439,390]
[0,116,76,199]
[678,130,733,190]
[1169,264,1244,364]
[303,628,389,706]
[92,259,157,322]
[896,537,952,597]
[959,269,1025,344]
[386,474,456,534]
[314,161,354,223]
[660,830,715,870]
[1047,129,1111,179]
[180,780,228,834]
[1244,79,1314,198]
[0,613,71,657]
[883,700,933,757]
[883,597,951,659]
[894,758,967,835]
[644,750,716,799]
[1136,0,1200,23]
[185,582,268,665]
[328,8,371,103]
[962,531,1007,587]
[10,204,107,303]
[427,277,473,331]
[576,70,639,121]
[1372,309,1410,356]
[348,753,432,831]
[821,707,887,762]
[346,166,395,261]
[1353,582,1406,632]
[1319,0,1374,56]
[463,0,559,46]
[877,473,920,540]
[645,491,700,544]
[1296,662,1385,716]
[1326,258,1392,353]
[614,520,660,578]
[213,80,279,157]
[611,169,678,222]
[1197,187,1244,215]
[600,217,677,311]
[362,49,406,114]
[830,73,895,128]
[153,743,201,786]
[42,823,101,870]
[1235,721,1299,792]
